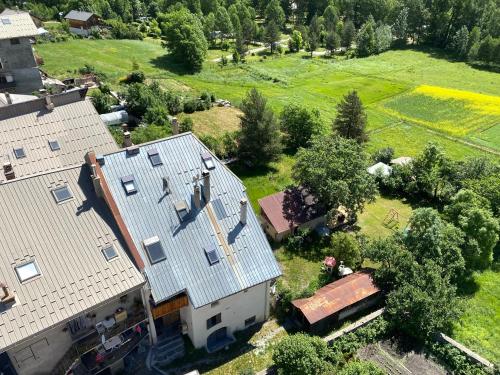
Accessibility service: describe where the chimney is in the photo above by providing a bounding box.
[4,92,12,105]
[90,164,103,198]
[172,117,179,135]
[3,161,15,181]
[240,198,248,225]
[45,95,54,111]
[123,131,133,148]
[0,282,15,304]
[202,170,210,203]
[194,183,201,209]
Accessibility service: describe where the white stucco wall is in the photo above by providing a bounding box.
[180,281,270,349]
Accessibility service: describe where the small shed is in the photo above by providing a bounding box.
[258,186,326,242]
[367,162,392,176]
[64,10,100,36]
[292,270,381,333]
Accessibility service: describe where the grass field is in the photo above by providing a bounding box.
[37,40,500,160]
[178,106,241,137]
[452,269,500,365]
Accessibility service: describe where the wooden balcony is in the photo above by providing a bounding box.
[151,294,188,320]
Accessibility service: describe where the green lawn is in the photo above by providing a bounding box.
[37,40,500,160]
[452,270,500,365]
[357,196,413,239]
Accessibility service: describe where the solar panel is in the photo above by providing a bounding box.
[148,149,162,166]
[201,152,215,170]
[13,147,26,159]
[102,245,118,261]
[52,185,73,203]
[144,236,166,264]
[205,245,219,265]
[48,140,60,151]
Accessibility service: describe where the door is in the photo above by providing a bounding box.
[207,327,227,348]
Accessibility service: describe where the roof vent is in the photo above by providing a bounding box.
[0,282,15,304]
[3,161,15,181]
[45,96,55,111]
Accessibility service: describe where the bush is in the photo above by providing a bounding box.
[131,124,171,144]
[338,360,385,375]
[125,70,146,84]
[183,98,198,114]
[199,134,223,157]
[107,19,143,40]
[179,117,193,133]
[372,147,394,164]
[273,334,335,375]
[427,341,488,375]
[90,89,113,114]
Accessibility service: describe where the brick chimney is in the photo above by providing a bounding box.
[172,117,179,135]
[123,131,133,148]
[3,161,15,181]
[240,198,248,225]
[202,170,210,203]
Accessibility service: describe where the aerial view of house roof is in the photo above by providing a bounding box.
[64,10,97,21]
[258,187,326,234]
[0,165,144,352]
[0,9,38,39]
[0,89,118,182]
[97,133,282,308]
[292,270,380,325]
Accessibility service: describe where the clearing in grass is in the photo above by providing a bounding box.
[178,106,241,137]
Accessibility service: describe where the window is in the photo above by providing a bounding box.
[52,185,73,203]
[205,244,219,265]
[201,152,215,170]
[48,140,60,151]
[211,301,219,308]
[143,236,166,264]
[174,200,189,221]
[206,313,221,329]
[13,147,26,159]
[121,175,137,194]
[102,245,118,261]
[10,38,20,45]
[1,18,11,25]
[245,316,256,327]
[148,148,162,167]
[15,261,41,282]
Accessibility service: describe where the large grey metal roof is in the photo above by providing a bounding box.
[64,10,96,21]
[0,9,38,39]
[0,165,144,352]
[0,89,118,182]
[100,133,281,308]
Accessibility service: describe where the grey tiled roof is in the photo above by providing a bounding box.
[64,10,96,21]
[0,165,144,351]
[0,89,118,182]
[0,9,38,39]
[100,133,281,308]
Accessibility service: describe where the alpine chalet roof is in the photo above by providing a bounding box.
[0,165,144,352]
[0,89,118,182]
[64,10,96,21]
[99,133,282,308]
[0,9,38,39]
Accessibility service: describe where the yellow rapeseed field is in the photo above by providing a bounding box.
[414,85,500,116]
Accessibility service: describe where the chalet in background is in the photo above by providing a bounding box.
[64,10,100,36]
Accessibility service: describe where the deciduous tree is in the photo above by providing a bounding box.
[330,232,362,269]
[279,104,321,150]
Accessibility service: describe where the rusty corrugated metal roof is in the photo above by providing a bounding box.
[292,270,380,325]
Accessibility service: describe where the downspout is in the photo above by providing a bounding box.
[141,280,158,346]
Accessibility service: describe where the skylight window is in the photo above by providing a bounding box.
[48,140,60,151]
[52,185,73,203]
[205,244,219,265]
[102,245,118,261]
[143,236,166,264]
[174,200,189,221]
[201,152,215,170]
[15,261,41,283]
[121,175,137,194]
[1,18,11,25]
[13,147,26,159]
[148,148,162,167]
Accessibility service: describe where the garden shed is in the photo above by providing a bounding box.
[292,270,381,333]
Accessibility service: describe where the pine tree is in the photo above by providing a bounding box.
[264,21,280,53]
[450,26,469,59]
[238,88,282,166]
[333,90,368,143]
[393,7,408,43]
[341,20,356,49]
[325,31,340,56]
[356,18,376,57]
